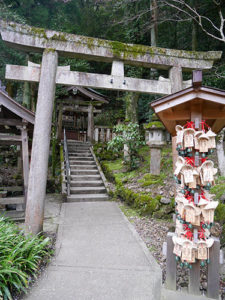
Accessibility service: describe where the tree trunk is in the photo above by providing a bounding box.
[150,0,158,47]
[23,81,30,109]
[150,0,158,78]
[125,92,139,123]
[216,129,225,176]
[22,55,30,109]
[191,0,198,51]
[30,83,37,112]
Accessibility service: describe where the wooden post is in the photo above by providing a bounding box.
[187,111,202,295]
[207,237,220,299]
[188,261,200,295]
[21,124,29,205]
[100,128,105,142]
[17,145,22,172]
[106,128,111,142]
[166,232,177,290]
[150,145,162,175]
[94,127,99,142]
[25,49,58,235]
[57,102,63,141]
[87,104,94,142]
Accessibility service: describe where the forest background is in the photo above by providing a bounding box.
[1,0,225,124]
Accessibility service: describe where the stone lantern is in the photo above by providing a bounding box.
[144,121,166,175]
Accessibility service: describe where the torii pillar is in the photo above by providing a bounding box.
[25,50,58,234]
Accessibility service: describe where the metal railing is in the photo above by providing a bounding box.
[63,128,71,196]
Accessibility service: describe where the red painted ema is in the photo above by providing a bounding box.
[151,70,223,299]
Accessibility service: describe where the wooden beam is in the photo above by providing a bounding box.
[163,109,225,121]
[0,134,21,142]
[162,111,190,120]
[63,106,101,113]
[0,21,221,70]
[0,92,35,124]
[211,105,225,133]
[87,104,94,142]
[0,197,24,205]
[6,65,171,95]
[0,118,23,126]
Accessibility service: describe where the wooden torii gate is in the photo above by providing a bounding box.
[0,20,222,234]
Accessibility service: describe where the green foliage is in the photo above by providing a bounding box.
[101,158,162,216]
[0,217,52,299]
[215,202,225,224]
[108,123,145,170]
[144,121,165,129]
[138,173,166,187]
[211,177,225,200]
[93,143,121,161]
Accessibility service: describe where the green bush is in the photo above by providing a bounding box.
[93,143,120,161]
[108,123,145,170]
[0,217,52,299]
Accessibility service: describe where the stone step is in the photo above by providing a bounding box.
[70,156,94,161]
[69,154,92,158]
[67,142,91,146]
[68,145,90,150]
[70,165,97,170]
[70,181,104,187]
[67,193,108,202]
[69,153,92,157]
[70,187,106,194]
[70,160,95,165]
[69,150,91,154]
[71,175,101,180]
[71,170,99,175]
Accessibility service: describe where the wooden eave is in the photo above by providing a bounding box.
[66,86,109,104]
[0,90,35,124]
[151,86,225,136]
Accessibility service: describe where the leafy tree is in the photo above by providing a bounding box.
[108,122,145,170]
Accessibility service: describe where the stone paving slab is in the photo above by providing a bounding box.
[161,287,217,300]
[25,201,162,300]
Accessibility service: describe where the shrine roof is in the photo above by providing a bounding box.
[151,78,225,135]
[66,86,109,104]
[0,89,35,124]
[151,85,225,109]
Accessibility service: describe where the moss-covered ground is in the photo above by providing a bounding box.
[95,142,225,246]
[95,143,174,218]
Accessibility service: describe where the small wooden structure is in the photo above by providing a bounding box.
[57,86,109,142]
[151,71,224,299]
[151,71,225,136]
[0,88,34,217]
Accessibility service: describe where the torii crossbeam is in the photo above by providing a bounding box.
[0,20,222,234]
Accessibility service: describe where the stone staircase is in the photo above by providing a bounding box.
[67,141,108,202]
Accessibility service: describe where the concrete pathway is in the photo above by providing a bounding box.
[25,201,162,300]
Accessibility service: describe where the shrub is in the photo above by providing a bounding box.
[107,123,145,170]
[0,217,52,299]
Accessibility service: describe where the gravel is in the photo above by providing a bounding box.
[124,208,225,298]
